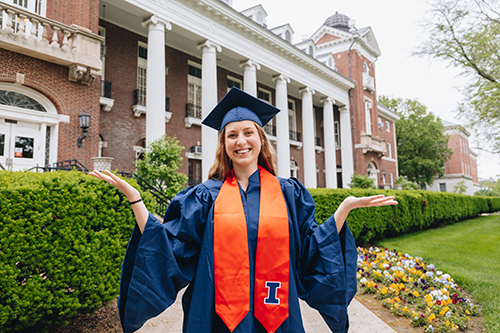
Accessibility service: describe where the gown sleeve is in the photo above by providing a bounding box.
[118,184,212,333]
[286,178,357,333]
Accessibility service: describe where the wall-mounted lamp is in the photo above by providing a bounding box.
[77,110,91,147]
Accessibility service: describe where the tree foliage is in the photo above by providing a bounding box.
[416,0,500,151]
[348,172,376,189]
[476,178,500,196]
[379,96,453,187]
[395,176,419,190]
[135,135,188,200]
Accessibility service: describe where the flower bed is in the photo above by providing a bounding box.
[357,247,478,333]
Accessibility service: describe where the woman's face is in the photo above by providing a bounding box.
[224,120,262,173]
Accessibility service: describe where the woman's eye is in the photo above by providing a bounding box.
[228,134,236,138]
[246,131,253,135]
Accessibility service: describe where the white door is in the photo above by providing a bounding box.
[0,119,42,171]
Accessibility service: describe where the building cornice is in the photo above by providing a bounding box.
[160,0,355,91]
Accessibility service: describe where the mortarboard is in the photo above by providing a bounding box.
[202,87,280,131]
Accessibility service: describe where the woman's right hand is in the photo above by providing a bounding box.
[89,170,148,233]
[89,170,141,203]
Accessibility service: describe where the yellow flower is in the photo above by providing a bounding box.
[466,310,470,315]
[394,303,399,309]
[428,314,436,322]
[467,316,471,320]
[425,294,433,303]
[413,291,420,297]
[403,307,410,313]
[446,320,450,326]
[381,286,388,294]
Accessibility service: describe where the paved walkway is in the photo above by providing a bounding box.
[137,288,397,333]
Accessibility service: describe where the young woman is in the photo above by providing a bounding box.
[90,87,397,333]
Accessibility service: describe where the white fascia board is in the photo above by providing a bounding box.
[126,0,354,100]
[317,37,378,63]
[378,104,400,122]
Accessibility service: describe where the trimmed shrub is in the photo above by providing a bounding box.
[310,188,500,245]
[0,170,153,333]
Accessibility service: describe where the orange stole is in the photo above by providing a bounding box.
[214,167,289,333]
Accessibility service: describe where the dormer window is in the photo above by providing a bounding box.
[256,11,263,24]
[285,30,291,42]
[308,45,313,55]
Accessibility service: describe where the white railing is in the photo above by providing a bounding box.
[362,72,375,92]
[0,1,103,84]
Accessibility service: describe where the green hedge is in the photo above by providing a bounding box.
[310,188,500,245]
[0,170,153,333]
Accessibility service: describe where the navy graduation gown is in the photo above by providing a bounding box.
[118,171,357,333]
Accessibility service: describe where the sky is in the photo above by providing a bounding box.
[234,0,500,180]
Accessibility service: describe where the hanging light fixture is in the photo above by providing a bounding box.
[77,110,91,147]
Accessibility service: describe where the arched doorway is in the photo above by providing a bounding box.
[367,162,379,188]
[0,84,67,171]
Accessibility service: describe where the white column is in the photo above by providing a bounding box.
[239,60,260,97]
[50,124,59,166]
[273,74,290,178]
[299,87,316,188]
[142,15,172,146]
[40,122,47,167]
[197,40,222,181]
[340,105,354,188]
[322,97,337,188]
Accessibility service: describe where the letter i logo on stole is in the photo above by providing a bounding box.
[264,281,281,305]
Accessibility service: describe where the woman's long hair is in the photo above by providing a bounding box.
[207,122,277,180]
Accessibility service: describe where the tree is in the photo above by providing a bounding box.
[135,135,188,200]
[348,172,376,189]
[415,0,500,152]
[395,176,419,190]
[379,96,453,188]
[453,180,467,194]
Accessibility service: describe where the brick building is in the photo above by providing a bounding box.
[0,0,399,189]
[425,120,480,195]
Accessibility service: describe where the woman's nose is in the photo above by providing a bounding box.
[236,133,246,145]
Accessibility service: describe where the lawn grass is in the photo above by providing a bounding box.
[378,214,500,333]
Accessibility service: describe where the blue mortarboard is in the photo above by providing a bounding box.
[202,87,280,131]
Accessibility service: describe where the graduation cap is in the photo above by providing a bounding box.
[202,86,280,131]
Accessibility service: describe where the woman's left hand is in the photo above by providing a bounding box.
[341,194,398,211]
[334,195,398,232]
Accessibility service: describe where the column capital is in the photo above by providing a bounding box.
[197,40,222,52]
[239,59,261,70]
[141,15,172,30]
[339,105,349,113]
[272,74,290,83]
[321,97,336,106]
[299,86,315,95]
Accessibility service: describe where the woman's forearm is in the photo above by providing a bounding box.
[333,199,354,232]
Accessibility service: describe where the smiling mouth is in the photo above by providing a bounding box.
[235,149,251,154]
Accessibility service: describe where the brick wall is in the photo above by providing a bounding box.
[0,48,100,169]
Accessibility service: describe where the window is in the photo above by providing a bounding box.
[308,45,313,56]
[364,101,372,135]
[378,117,384,129]
[188,159,202,186]
[387,142,392,158]
[285,30,291,42]
[188,61,202,118]
[136,42,147,106]
[386,121,390,132]
[364,62,369,73]
[288,100,296,132]
[227,76,242,91]
[439,183,446,192]
[334,121,339,147]
[258,89,271,102]
[389,173,394,188]
[256,11,263,24]
[259,89,274,136]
